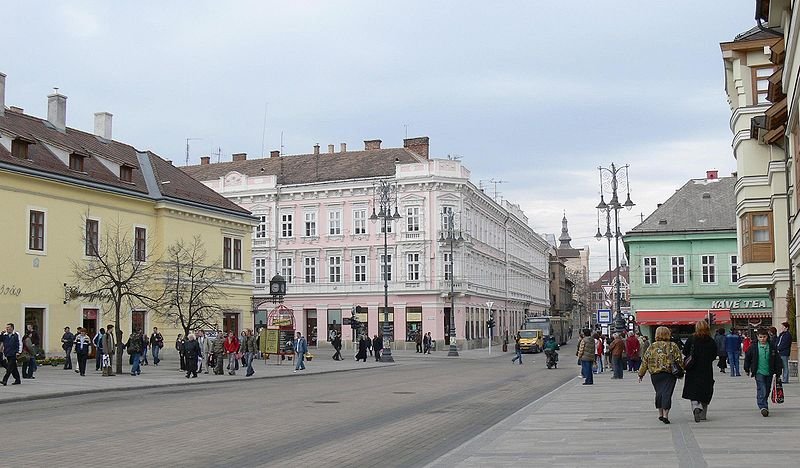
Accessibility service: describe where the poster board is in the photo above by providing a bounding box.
[260,328,280,354]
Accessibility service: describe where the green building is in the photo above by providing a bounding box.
[624,173,771,340]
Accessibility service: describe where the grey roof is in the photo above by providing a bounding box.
[628,176,736,234]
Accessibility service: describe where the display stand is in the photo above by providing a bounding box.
[260,304,295,366]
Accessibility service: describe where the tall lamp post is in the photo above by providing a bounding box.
[370,179,401,363]
[440,209,463,357]
[596,163,634,335]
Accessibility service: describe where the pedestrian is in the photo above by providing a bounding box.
[743,334,753,354]
[640,335,650,361]
[224,331,240,375]
[373,334,383,362]
[74,327,91,377]
[744,328,784,417]
[61,326,75,370]
[625,331,640,372]
[366,334,373,357]
[594,333,605,374]
[27,324,40,348]
[415,332,423,353]
[101,324,115,376]
[768,326,778,349]
[1,323,22,385]
[424,332,432,354]
[511,333,523,365]
[609,333,625,379]
[714,328,727,373]
[196,330,209,374]
[183,333,201,378]
[356,334,369,362]
[776,322,792,384]
[239,330,248,368]
[175,333,185,371]
[682,320,717,422]
[332,333,343,361]
[638,326,683,424]
[243,329,257,377]
[212,331,226,375]
[725,328,743,377]
[577,329,595,385]
[140,330,149,366]
[126,328,144,376]
[21,331,37,379]
[94,328,105,371]
[502,330,509,353]
[150,327,163,366]
[294,331,308,373]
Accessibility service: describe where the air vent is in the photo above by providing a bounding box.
[658,219,667,225]
[702,192,711,199]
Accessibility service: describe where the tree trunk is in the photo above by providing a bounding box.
[115,302,123,375]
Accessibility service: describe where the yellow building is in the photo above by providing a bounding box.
[0,72,254,356]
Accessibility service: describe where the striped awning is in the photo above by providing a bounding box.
[731,311,772,319]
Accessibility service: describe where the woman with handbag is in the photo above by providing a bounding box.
[638,326,684,424]
[682,320,718,422]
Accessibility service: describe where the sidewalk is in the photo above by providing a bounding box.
[0,346,508,404]
[429,369,800,467]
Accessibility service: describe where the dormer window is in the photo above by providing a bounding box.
[120,165,133,182]
[11,138,29,159]
[69,153,85,172]
[753,66,775,105]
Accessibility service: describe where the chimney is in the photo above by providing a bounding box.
[9,106,23,113]
[270,150,280,158]
[232,152,247,162]
[403,136,430,159]
[0,72,5,116]
[313,144,320,155]
[364,139,382,150]
[47,91,67,132]
[328,144,335,154]
[706,170,718,181]
[94,112,113,140]
[200,156,211,165]
[340,142,347,153]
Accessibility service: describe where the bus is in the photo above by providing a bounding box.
[523,316,569,345]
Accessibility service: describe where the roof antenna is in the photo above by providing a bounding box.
[213,146,223,164]
[280,131,285,156]
[185,137,201,166]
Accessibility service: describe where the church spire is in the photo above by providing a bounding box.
[558,211,573,249]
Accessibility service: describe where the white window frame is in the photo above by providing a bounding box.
[406,206,420,232]
[730,255,739,284]
[379,252,393,282]
[407,252,421,281]
[281,213,293,238]
[441,206,454,231]
[643,257,657,285]
[670,256,685,285]
[26,206,48,255]
[255,214,267,239]
[280,257,293,283]
[254,258,267,285]
[328,209,342,236]
[304,211,317,237]
[380,218,394,234]
[328,255,342,283]
[353,209,367,235]
[701,254,717,284]
[444,251,452,281]
[353,254,367,283]
[304,256,317,283]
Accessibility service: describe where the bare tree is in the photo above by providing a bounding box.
[153,236,229,337]
[71,217,162,374]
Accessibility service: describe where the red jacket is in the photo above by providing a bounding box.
[625,335,640,357]
[224,337,240,354]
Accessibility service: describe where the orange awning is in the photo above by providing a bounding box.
[636,309,731,326]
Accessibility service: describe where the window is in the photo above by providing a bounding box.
[380,253,392,281]
[741,211,775,263]
[280,257,293,283]
[119,166,133,183]
[380,219,393,234]
[304,257,317,283]
[85,219,99,256]
[444,252,452,281]
[29,210,45,251]
[353,255,367,282]
[255,215,267,239]
[134,227,146,261]
[254,258,267,285]
[329,256,341,283]
[11,139,30,159]
[753,66,774,105]
[670,256,685,285]
[731,255,739,283]
[328,210,342,235]
[406,207,420,232]
[353,209,367,235]
[69,153,85,172]
[701,255,716,284]
[304,212,317,237]
[281,213,293,238]
[407,252,420,281]
[233,239,242,270]
[223,238,232,269]
[441,206,454,231]
[643,257,657,285]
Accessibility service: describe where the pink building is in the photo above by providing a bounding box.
[184,137,550,349]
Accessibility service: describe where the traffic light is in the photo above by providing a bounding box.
[351,305,361,329]
[708,312,716,326]
[487,318,495,329]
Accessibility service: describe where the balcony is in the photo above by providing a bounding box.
[403,231,423,241]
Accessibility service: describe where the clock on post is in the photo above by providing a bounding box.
[269,274,286,302]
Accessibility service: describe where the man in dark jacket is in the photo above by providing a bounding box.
[61,326,75,370]
[1,323,22,385]
[183,333,201,378]
[725,329,742,377]
[332,333,342,361]
[776,322,792,383]
[744,328,784,417]
[212,332,226,374]
[74,327,92,376]
[714,328,727,373]
[373,334,383,362]
[126,328,144,376]
[149,327,163,366]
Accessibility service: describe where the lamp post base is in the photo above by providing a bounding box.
[380,346,394,363]
[448,343,459,357]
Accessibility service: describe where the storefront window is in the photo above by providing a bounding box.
[406,307,422,342]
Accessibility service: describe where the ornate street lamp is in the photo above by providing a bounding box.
[597,163,634,334]
[370,179,401,363]
[439,209,463,357]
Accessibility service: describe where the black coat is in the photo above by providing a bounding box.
[744,340,783,378]
[681,335,717,403]
[356,338,369,360]
[183,340,201,360]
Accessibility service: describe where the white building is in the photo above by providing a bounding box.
[184,137,550,349]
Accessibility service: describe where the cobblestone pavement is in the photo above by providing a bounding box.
[0,350,571,467]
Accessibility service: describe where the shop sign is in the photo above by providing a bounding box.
[0,284,22,296]
[710,300,768,309]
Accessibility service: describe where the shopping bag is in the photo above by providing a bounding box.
[772,377,785,404]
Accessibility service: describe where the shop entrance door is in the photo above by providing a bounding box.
[83,309,99,358]
[443,307,451,345]
[223,313,239,337]
[24,307,45,350]
[305,309,317,346]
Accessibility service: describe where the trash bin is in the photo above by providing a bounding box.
[789,360,798,378]
[431,340,437,351]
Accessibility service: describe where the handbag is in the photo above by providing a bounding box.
[772,377,785,404]
[682,340,694,369]
[671,361,685,379]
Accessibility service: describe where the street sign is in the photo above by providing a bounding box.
[597,309,612,324]
[602,285,613,296]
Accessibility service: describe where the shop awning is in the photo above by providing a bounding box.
[731,311,772,319]
[636,309,731,325]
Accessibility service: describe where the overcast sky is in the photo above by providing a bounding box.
[1,1,756,279]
